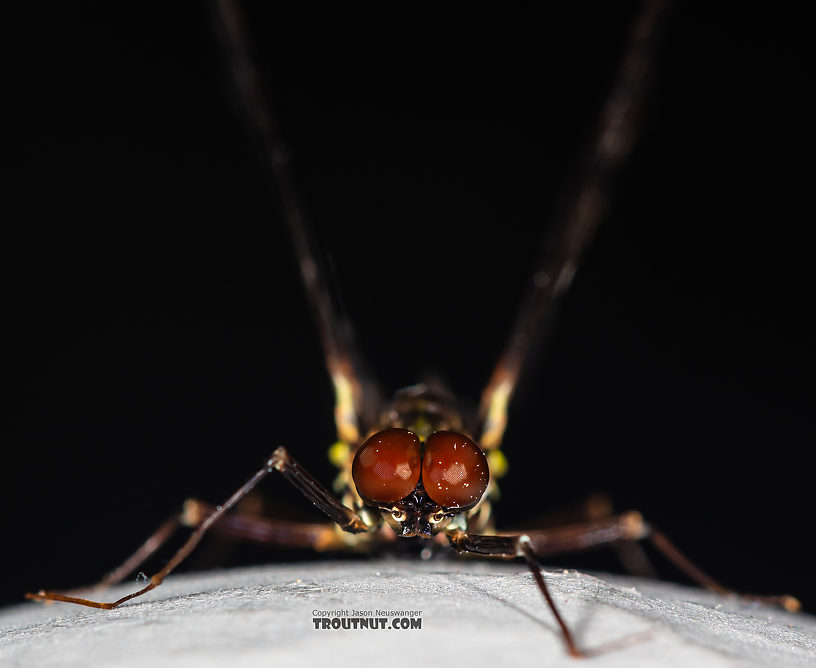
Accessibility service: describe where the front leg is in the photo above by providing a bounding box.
[446,529,584,658]
[26,447,370,610]
[447,512,801,658]
[267,447,368,532]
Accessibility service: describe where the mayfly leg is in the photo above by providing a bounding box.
[446,529,584,657]
[448,514,801,658]
[26,447,370,609]
[479,0,673,450]
[213,0,380,444]
[97,501,344,589]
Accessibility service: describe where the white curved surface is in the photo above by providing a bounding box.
[1,560,814,667]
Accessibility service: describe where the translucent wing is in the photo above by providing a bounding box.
[479,0,672,449]
[213,0,381,443]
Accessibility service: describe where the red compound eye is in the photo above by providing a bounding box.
[422,431,489,509]
[352,428,422,504]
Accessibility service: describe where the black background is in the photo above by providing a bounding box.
[7,1,814,615]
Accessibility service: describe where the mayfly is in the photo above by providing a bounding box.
[25,0,800,657]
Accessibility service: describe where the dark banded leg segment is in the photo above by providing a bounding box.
[99,515,182,587]
[447,528,583,658]
[508,512,801,612]
[182,499,347,551]
[26,447,369,610]
[99,499,348,590]
[644,525,800,612]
